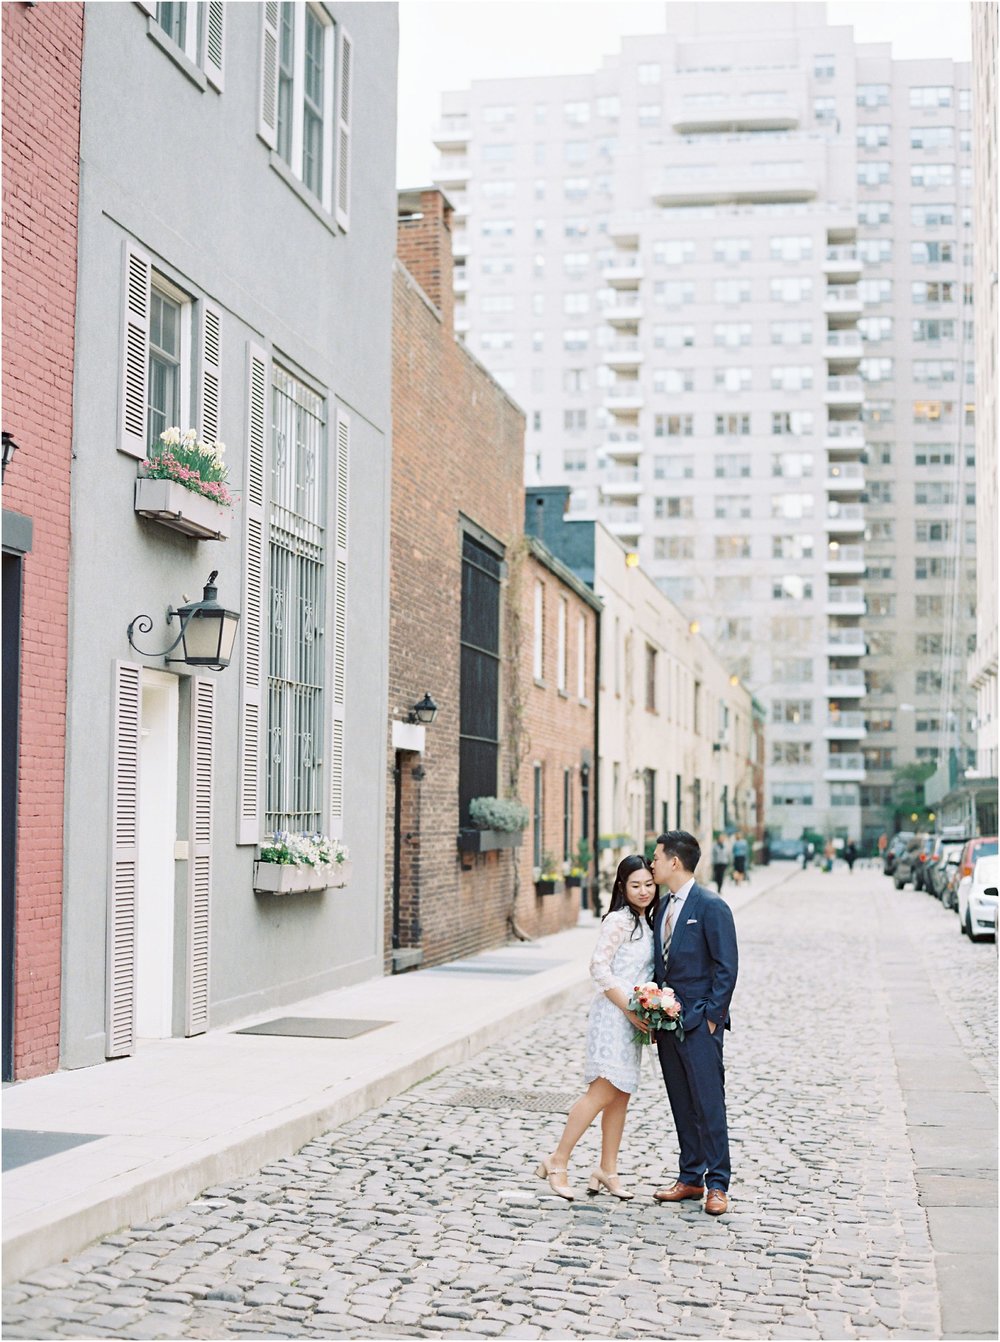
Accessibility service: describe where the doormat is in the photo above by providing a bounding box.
[233,1017,392,1039]
[2,1129,107,1172]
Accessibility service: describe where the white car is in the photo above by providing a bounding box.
[956,854,999,942]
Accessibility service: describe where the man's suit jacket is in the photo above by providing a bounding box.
[654,882,738,1033]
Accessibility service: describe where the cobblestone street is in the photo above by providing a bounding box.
[4,868,996,1340]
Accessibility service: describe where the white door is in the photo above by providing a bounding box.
[135,671,179,1038]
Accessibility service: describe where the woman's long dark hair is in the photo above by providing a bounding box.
[604,854,658,939]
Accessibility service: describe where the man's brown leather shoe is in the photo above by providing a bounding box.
[704,1189,729,1215]
[653,1181,705,1203]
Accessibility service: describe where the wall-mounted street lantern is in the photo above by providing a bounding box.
[407,691,439,726]
[127,570,240,671]
[2,432,20,479]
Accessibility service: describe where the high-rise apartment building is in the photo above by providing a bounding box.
[433,2,977,846]
[852,48,977,843]
[969,3,997,782]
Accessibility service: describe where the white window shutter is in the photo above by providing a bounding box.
[106,661,142,1058]
[199,303,222,446]
[334,27,353,231]
[202,1,225,92]
[329,406,349,835]
[120,241,152,459]
[238,341,269,844]
[186,677,215,1036]
[258,1,279,149]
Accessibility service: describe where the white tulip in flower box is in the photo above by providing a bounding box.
[135,477,232,541]
[253,860,352,895]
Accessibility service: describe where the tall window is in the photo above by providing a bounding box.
[533,764,543,868]
[577,613,587,699]
[459,533,502,824]
[533,580,544,680]
[147,285,185,449]
[643,769,656,836]
[563,768,572,863]
[646,645,657,712]
[276,2,335,205]
[557,598,567,692]
[267,367,327,833]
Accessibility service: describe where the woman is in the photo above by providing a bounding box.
[535,854,657,1201]
[711,834,728,893]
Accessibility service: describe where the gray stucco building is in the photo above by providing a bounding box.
[62,1,397,1067]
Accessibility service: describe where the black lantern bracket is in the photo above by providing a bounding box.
[127,570,240,671]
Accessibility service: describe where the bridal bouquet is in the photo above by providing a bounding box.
[628,981,684,1046]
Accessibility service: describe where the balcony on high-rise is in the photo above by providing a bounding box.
[824,503,865,535]
[824,375,865,407]
[823,245,863,281]
[826,462,866,492]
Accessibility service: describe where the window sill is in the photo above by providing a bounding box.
[534,677,547,690]
[146,19,208,92]
[267,151,338,237]
[557,688,569,699]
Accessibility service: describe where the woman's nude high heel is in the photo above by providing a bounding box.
[587,1168,634,1200]
[535,1156,574,1200]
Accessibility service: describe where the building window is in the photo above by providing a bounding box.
[577,613,587,699]
[147,281,189,450]
[275,3,337,208]
[643,768,656,836]
[557,598,568,693]
[267,366,327,834]
[155,1,224,84]
[645,645,657,712]
[563,768,572,863]
[533,580,544,681]
[459,532,503,824]
[533,764,543,868]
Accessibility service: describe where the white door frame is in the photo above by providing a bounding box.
[135,669,179,1038]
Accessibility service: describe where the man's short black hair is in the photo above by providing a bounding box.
[656,830,701,875]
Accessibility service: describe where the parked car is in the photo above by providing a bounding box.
[950,836,999,915]
[883,831,914,876]
[925,837,968,901]
[893,834,934,890]
[769,838,805,862]
[957,854,999,941]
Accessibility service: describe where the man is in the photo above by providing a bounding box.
[710,834,728,893]
[650,830,738,1215]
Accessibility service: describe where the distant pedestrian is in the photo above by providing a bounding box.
[844,841,858,872]
[535,855,656,1201]
[711,835,728,893]
[731,833,748,885]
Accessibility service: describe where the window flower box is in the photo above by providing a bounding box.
[564,874,583,889]
[535,877,564,896]
[253,859,352,895]
[135,476,232,541]
[458,828,523,853]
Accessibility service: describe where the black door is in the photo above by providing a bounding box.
[2,551,23,1081]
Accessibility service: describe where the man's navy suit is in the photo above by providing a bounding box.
[654,881,738,1192]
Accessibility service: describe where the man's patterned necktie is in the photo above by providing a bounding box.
[661,894,675,965]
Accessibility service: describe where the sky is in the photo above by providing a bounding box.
[396,0,975,187]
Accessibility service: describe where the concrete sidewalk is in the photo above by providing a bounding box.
[1,862,797,1285]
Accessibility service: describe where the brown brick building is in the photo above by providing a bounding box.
[1,1,84,1078]
[515,539,600,934]
[388,187,535,971]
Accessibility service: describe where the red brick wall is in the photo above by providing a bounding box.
[1,2,83,1076]
[388,190,528,970]
[515,550,598,937]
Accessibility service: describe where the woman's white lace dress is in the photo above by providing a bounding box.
[584,908,654,1093]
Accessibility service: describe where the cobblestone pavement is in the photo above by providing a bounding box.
[4,869,996,1341]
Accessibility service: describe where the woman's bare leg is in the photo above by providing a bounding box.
[598,1090,630,1173]
[550,1078,619,1167]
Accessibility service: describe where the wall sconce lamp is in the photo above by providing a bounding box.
[2,431,20,478]
[127,571,241,671]
[407,692,439,726]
